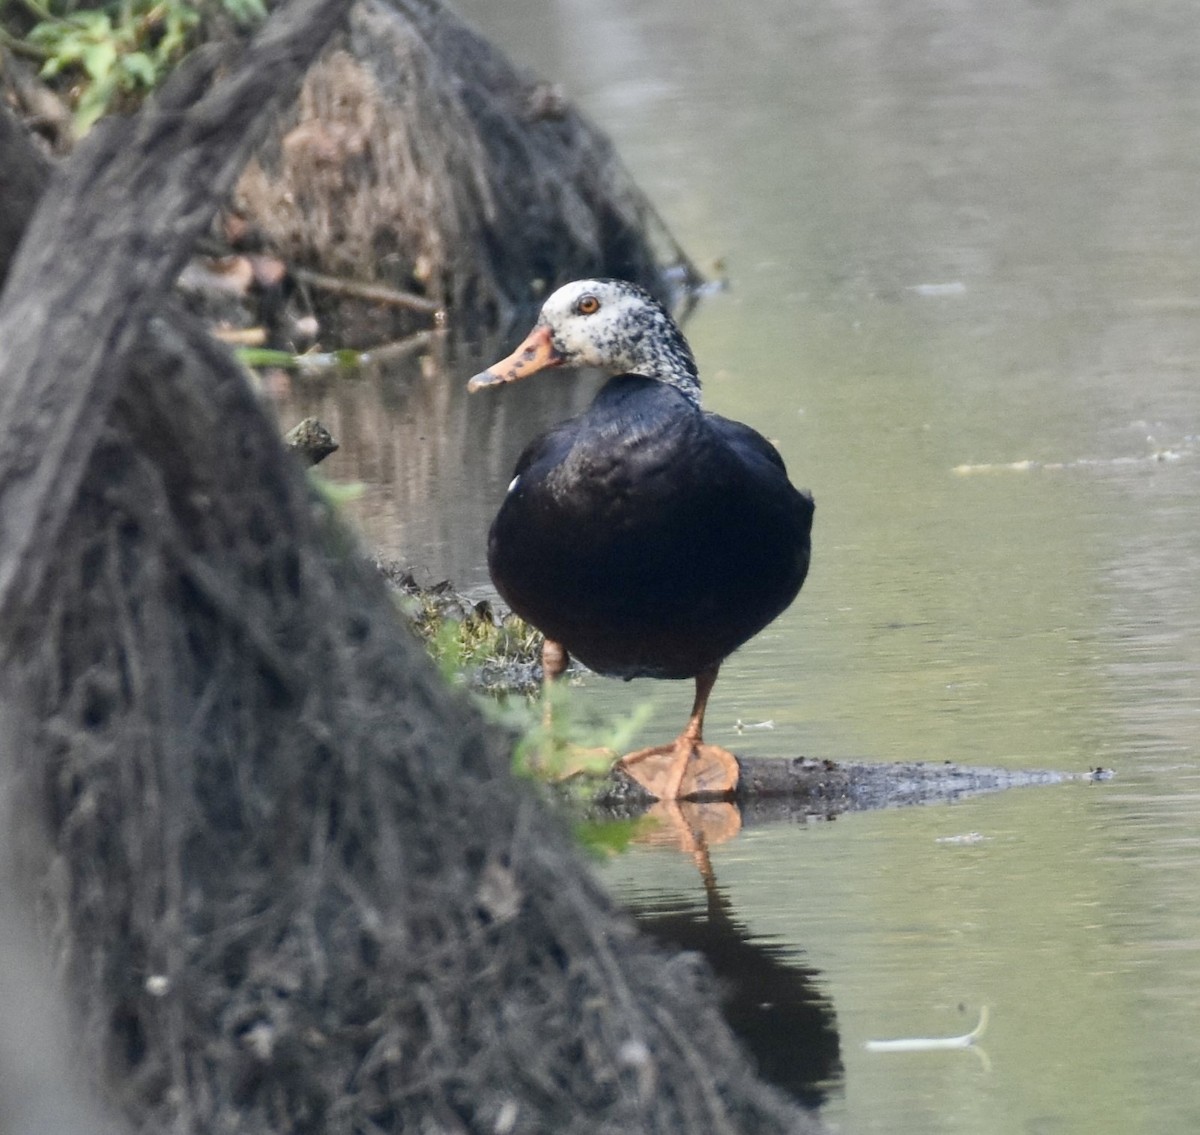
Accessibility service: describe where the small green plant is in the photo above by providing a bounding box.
[21,0,267,133]
[394,581,541,686]
[483,686,661,855]
[385,568,658,853]
[500,678,655,784]
[391,574,651,777]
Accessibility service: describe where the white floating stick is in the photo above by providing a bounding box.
[865,1006,989,1052]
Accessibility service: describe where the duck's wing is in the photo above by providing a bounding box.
[508,418,580,482]
[706,412,788,471]
[707,413,814,507]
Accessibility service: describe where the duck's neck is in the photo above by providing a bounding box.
[633,335,702,409]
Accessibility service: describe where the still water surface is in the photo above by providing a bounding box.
[279,2,1200,1130]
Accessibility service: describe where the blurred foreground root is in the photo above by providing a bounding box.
[5,316,811,1134]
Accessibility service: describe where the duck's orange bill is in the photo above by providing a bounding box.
[466,324,563,391]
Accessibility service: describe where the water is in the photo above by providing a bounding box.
[277,2,1200,1130]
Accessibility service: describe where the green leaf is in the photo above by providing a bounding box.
[159,5,199,57]
[77,11,112,37]
[27,22,68,49]
[74,73,117,133]
[81,37,116,81]
[122,50,158,87]
[221,0,268,24]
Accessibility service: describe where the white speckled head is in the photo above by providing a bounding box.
[467,278,701,406]
[537,279,700,401]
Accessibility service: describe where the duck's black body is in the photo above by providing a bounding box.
[489,373,814,680]
[469,277,813,799]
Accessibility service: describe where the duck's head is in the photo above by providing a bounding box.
[467,278,701,406]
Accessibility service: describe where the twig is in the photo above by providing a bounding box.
[359,328,441,364]
[16,0,56,23]
[0,25,52,61]
[211,325,266,345]
[291,266,441,315]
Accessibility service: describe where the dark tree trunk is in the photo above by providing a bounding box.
[0,4,817,1134]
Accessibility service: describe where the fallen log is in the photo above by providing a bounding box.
[598,755,1092,816]
[584,758,1103,886]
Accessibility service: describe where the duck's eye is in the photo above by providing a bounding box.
[576,294,601,316]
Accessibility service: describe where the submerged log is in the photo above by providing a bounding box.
[0,7,816,1135]
[598,756,1093,817]
[585,759,1099,870]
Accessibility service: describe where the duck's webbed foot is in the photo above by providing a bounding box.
[614,664,739,800]
[617,738,739,801]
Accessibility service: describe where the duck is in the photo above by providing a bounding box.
[467,278,814,800]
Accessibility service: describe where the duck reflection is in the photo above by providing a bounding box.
[623,803,842,1109]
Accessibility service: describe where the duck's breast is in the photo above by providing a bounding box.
[489,377,812,678]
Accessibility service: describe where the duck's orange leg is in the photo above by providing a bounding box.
[533,639,617,777]
[617,665,740,800]
[541,638,568,730]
